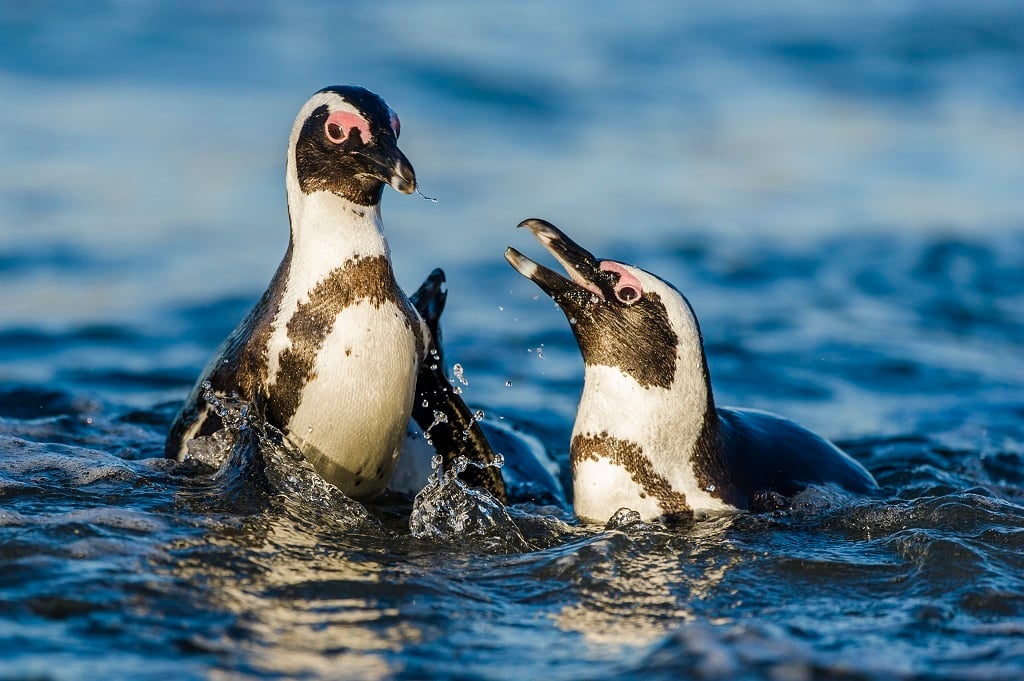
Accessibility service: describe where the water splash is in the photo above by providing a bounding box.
[188,383,372,525]
[409,453,530,552]
[421,409,449,446]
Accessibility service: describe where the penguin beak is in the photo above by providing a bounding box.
[505,218,608,305]
[357,138,417,194]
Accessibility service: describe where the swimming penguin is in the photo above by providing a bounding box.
[165,86,504,501]
[505,218,877,523]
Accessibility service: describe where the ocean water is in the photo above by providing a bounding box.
[2,2,1024,679]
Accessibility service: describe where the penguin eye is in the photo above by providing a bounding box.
[325,122,347,143]
[615,285,641,304]
[324,110,372,145]
[599,260,644,305]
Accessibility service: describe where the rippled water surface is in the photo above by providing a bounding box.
[2,2,1024,680]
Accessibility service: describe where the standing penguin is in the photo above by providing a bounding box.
[166,86,504,501]
[505,219,876,523]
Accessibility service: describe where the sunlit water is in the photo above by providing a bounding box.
[2,3,1024,680]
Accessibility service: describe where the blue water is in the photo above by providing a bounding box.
[2,2,1024,679]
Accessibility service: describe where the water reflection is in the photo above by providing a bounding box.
[553,513,739,648]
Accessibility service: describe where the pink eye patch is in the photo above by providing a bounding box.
[600,261,643,291]
[600,261,644,302]
[324,111,372,145]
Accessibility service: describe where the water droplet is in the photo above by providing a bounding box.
[498,305,504,312]
[504,380,512,388]
[536,345,545,359]
[492,453,505,468]
[429,363,438,371]
[416,189,439,203]
[569,317,577,325]
[421,399,429,408]
[473,409,485,421]
[452,363,468,385]
[706,484,716,493]
[453,386,462,395]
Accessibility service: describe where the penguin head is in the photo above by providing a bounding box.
[286,85,416,206]
[506,218,707,392]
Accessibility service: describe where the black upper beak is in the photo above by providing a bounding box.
[504,218,608,303]
[357,137,416,194]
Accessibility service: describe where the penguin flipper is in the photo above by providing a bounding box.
[410,268,508,503]
[410,267,446,368]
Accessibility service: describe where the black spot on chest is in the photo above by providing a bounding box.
[572,292,678,389]
[270,254,423,426]
[571,431,691,520]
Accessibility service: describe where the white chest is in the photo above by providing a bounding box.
[571,365,735,522]
[281,300,420,498]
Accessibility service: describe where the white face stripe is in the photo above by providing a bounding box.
[284,92,368,203]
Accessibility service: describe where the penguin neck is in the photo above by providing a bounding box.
[285,189,392,287]
[574,318,719,465]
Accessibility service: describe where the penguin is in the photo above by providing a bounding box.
[505,218,877,523]
[165,85,504,502]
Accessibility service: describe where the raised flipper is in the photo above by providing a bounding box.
[410,269,507,502]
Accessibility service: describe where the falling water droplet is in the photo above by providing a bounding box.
[452,363,469,385]
[504,380,512,387]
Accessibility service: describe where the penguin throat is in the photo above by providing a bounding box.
[287,191,390,273]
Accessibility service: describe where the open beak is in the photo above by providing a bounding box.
[504,218,609,306]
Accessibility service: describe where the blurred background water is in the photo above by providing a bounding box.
[1,1,1023,680]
